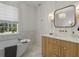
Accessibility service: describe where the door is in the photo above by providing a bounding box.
[60,40,77,57]
[47,37,61,57]
[77,44,79,56]
[42,36,48,57]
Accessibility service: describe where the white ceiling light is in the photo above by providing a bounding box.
[76,4,79,19]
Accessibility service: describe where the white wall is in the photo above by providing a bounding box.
[19,3,36,32]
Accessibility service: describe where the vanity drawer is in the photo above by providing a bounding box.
[48,37,61,46]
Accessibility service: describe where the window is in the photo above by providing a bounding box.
[0,21,18,34]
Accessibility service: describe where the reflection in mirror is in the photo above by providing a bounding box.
[54,5,76,28]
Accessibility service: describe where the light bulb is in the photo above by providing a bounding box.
[48,12,54,22]
[76,4,79,18]
[76,4,79,10]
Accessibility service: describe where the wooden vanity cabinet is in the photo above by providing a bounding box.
[42,36,79,57]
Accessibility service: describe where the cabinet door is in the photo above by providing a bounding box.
[61,40,77,57]
[47,38,61,57]
[42,36,48,57]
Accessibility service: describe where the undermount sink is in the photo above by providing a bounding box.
[49,32,72,38]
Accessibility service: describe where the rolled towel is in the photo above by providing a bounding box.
[20,39,31,43]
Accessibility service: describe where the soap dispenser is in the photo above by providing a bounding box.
[77,27,79,31]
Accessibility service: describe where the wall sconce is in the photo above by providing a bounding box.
[76,4,79,10]
[76,4,79,19]
[48,12,54,22]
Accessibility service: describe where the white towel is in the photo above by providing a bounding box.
[20,39,31,43]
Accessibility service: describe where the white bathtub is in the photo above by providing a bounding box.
[0,39,31,57]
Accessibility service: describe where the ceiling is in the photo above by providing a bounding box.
[0,1,79,8]
[0,1,45,7]
[19,1,47,7]
[14,1,79,7]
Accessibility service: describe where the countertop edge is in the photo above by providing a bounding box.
[41,34,79,44]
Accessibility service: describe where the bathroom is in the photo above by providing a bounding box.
[0,0,79,57]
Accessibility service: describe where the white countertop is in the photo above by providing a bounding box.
[42,34,79,44]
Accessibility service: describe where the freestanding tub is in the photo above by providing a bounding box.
[0,39,31,57]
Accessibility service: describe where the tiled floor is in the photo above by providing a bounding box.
[22,45,42,57]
